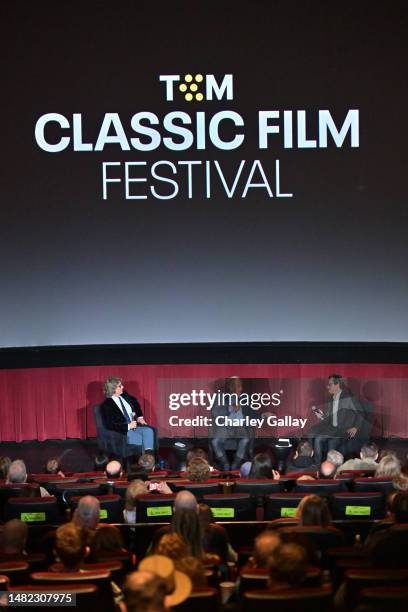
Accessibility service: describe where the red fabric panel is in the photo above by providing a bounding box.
[0,363,407,442]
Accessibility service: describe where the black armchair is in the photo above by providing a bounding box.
[94,404,136,458]
[93,404,157,460]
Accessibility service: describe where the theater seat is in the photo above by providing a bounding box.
[234,479,283,497]
[239,567,270,594]
[4,496,61,524]
[294,479,346,495]
[50,560,124,583]
[0,484,40,518]
[172,587,219,611]
[242,587,333,611]
[361,586,408,612]
[202,493,255,521]
[344,568,408,610]
[31,570,114,612]
[0,562,30,585]
[330,492,385,520]
[136,494,176,522]
[353,477,395,495]
[278,525,344,567]
[171,481,223,498]
[264,493,309,520]
[55,481,101,503]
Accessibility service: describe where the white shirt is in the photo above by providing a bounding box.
[112,395,134,428]
[332,391,341,427]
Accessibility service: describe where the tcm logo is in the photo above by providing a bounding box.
[159,74,233,102]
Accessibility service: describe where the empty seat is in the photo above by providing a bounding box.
[136,494,176,522]
[330,492,385,520]
[203,493,255,521]
[264,493,309,520]
[4,496,61,524]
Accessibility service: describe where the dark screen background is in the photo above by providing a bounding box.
[1,1,407,347]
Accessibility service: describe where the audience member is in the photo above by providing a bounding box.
[319,460,336,479]
[119,571,168,612]
[186,457,211,481]
[285,441,318,474]
[127,464,149,482]
[326,449,344,471]
[0,456,11,479]
[54,522,88,572]
[138,453,156,472]
[268,542,308,589]
[94,451,109,472]
[105,460,123,479]
[72,495,100,531]
[171,508,203,558]
[152,491,231,561]
[249,453,280,479]
[87,525,126,562]
[337,442,379,472]
[198,503,236,562]
[1,519,28,555]
[7,459,50,496]
[250,530,281,568]
[296,494,331,527]
[186,447,208,465]
[45,456,65,477]
[123,479,149,523]
[134,555,192,609]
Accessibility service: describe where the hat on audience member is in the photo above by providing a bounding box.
[138,554,191,606]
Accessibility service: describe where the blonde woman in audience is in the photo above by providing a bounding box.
[123,479,149,523]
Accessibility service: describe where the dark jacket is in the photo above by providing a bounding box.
[101,391,143,435]
[323,391,362,431]
[285,455,319,474]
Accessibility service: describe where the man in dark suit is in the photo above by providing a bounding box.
[210,376,254,470]
[101,377,155,453]
[310,374,362,463]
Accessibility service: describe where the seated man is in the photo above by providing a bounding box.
[285,440,318,474]
[210,376,253,470]
[309,374,362,464]
[337,442,379,472]
[101,376,155,455]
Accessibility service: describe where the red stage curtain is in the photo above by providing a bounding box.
[0,363,407,442]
